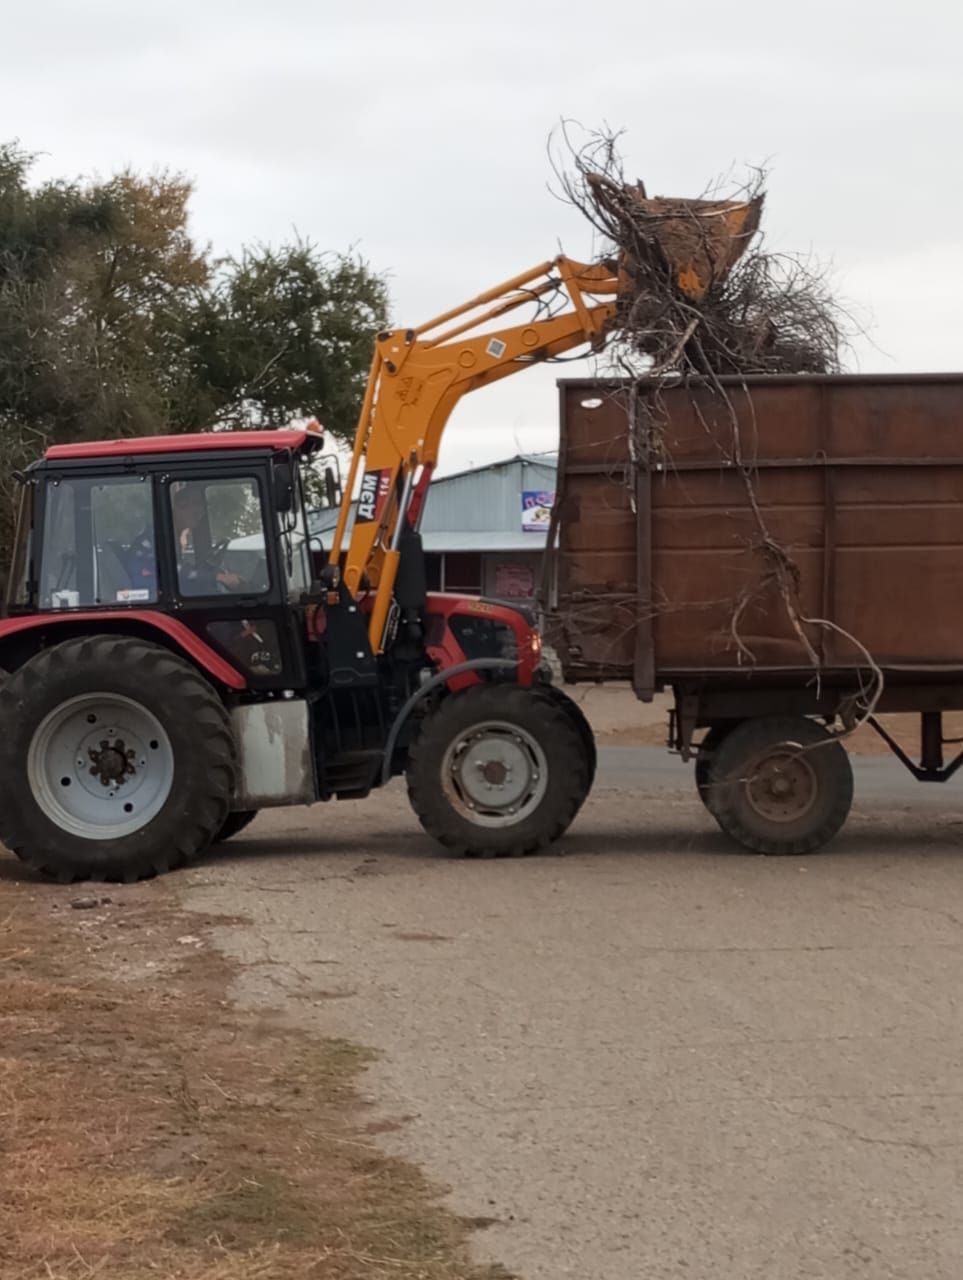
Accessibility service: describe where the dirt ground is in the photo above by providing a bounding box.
[173,755,963,1280]
[4,703,963,1280]
[576,682,962,758]
[0,867,508,1280]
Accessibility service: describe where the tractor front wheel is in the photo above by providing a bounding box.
[0,635,236,882]
[407,683,590,857]
[535,684,596,812]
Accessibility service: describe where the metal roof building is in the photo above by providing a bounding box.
[311,453,557,600]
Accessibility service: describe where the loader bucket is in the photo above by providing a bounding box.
[586,174,763,301]
[637,193,762,299]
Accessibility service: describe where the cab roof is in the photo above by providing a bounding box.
[45,426,323,462]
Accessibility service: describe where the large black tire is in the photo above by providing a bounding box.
[536,685,596,811]
[707,716,853,855]
[694,725,733,813]
[0,635,236,882]
[214,810,259,843]
[407,683,590,857]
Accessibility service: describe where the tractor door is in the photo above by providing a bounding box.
[159,465,307,691]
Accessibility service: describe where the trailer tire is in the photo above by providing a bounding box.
[695,725,731,812]
[215,810,259,843]
[0,635,236,882]
[708,716,853,855]
[407,683,589,857]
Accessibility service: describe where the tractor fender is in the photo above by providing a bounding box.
[0,611,246,690]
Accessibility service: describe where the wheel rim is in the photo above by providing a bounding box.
[442,719,548,828]
[744,749,817,824]
[27,693,174,840]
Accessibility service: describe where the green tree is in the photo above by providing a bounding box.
[0,141,390,577]
[188,242,389,440]
[0,146,203,446]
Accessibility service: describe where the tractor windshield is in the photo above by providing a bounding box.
[39,475,157,609]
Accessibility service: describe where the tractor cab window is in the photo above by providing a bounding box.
[40,475,157,609]
[169,477,270,598]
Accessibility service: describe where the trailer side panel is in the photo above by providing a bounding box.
[550,374,963,691]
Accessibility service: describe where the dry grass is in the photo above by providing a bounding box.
[0,871,510,1280]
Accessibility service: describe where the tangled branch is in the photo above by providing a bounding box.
[550,126,881,742]
[556,125,845,377]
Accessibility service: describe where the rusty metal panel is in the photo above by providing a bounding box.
[550,374,963,686]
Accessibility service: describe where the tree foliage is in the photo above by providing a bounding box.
[0,141,389,569]
[189,243,388,438]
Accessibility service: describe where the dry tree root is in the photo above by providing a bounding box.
[555,123,846,378]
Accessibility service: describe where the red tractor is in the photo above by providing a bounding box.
[0,256,628,881]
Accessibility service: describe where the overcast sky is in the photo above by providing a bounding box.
[3,1,962,472]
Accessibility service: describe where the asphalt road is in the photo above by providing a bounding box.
[182,748,963,1280]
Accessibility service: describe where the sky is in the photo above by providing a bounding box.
[3,0,962,473]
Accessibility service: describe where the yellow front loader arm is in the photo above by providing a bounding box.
[329,182,760,655]
[327,256,619,652]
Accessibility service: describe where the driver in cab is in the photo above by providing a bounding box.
[170,482,243,595]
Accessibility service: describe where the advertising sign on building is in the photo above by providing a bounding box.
[521,490,555,532]
[494,562,536,599]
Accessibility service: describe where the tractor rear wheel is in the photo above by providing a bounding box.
[215,810,259,843]
[407,683,590,857]
[0,635,236,882]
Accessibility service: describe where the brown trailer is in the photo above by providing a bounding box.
[547,373,963,854]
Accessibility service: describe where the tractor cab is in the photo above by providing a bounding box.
[6,428,331,689]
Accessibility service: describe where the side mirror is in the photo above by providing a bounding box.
[274,460,294,513]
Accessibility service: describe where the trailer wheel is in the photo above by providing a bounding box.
[536,685,596,810]
[0,635,236,882]
[407,683,590,857]
[215,810,259,843]
[694,725,731,812]
[708,716,853,855]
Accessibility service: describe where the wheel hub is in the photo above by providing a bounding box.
[88,739,137,787]
[746,751,817,823]
[478,758,510,787]
[442,720,549,828]
[28,693,174,839]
